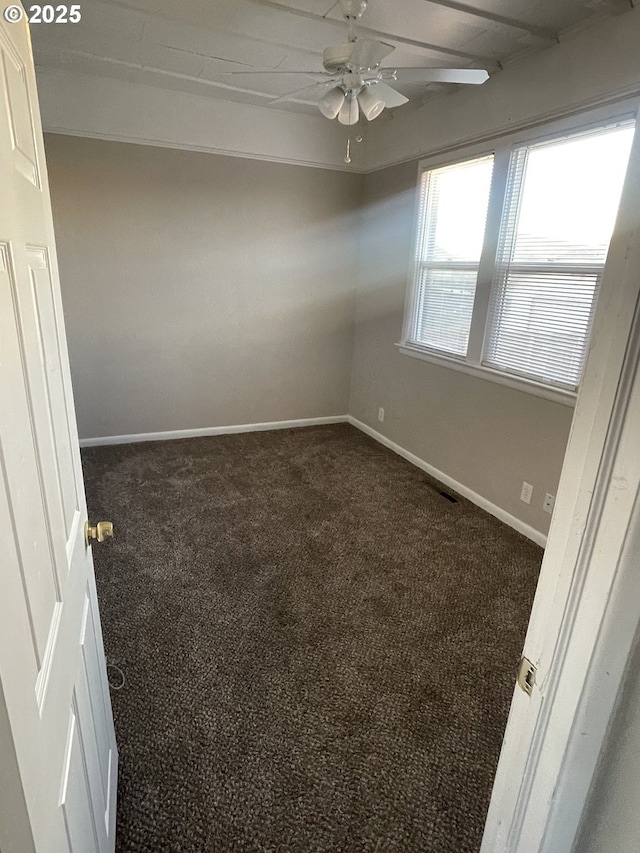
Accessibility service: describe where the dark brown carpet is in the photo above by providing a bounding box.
[82,424,542,853]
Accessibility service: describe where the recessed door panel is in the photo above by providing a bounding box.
[0,242,60,670]
[60,704,100,852]
[0,30,40,187]
[24,246,80,542]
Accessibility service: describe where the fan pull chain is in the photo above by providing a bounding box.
[344,133,363,164]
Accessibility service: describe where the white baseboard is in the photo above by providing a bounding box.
[78,415,348,448]
[80,413,546,546]
[347,416,547,548]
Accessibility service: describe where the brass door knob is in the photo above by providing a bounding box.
[85,520,114,546]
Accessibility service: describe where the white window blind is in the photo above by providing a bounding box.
[484,123,635,389]
[409,155,494,357]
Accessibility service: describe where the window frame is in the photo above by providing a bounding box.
[399,101,639,407]
[409,153,495,358]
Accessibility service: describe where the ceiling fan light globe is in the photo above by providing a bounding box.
[358,86,385,120]
[318,87,346,119]
[338,95,359,126]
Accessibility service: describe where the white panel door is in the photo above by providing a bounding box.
[0,12,117,853]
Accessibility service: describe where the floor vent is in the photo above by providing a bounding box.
[438,490,459,503]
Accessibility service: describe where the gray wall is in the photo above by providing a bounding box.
[45,134,362,439]
[349,161,574,536]
[575,636,640,853]
[46,132,573,537]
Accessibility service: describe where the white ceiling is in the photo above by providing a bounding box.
[30,0,632,119]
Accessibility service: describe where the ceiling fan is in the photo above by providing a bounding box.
[224,0,489,125]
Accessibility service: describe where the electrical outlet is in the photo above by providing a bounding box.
[520,482,533,505]
[378,407,385,422]
[543,493,556,514]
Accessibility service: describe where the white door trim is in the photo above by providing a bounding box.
[481,115,640,852]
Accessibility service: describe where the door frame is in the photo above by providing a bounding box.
[481,114,640,851]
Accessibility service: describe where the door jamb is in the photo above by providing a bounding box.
[481,116,640,852]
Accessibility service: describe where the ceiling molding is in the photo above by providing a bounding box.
[42,125,362,172]
[35,68,367,171]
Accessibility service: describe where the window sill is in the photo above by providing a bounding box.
[396,343,577,407]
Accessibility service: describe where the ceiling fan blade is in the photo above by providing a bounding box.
[269,80,337,105]
[221,69,330,76]
[347,39,395,69]
[369,81,409,108]
[390,68,489,84]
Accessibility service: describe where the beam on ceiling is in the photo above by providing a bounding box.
[109,0,327,64]
[418,0,557,43]
[246,0,500,66]
[41,49,325,108]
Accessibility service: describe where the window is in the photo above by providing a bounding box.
[402,116,636,400]
[411,155,493,356]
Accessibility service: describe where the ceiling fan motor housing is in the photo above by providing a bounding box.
[323,43,358,72]
[339,0,368,19]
